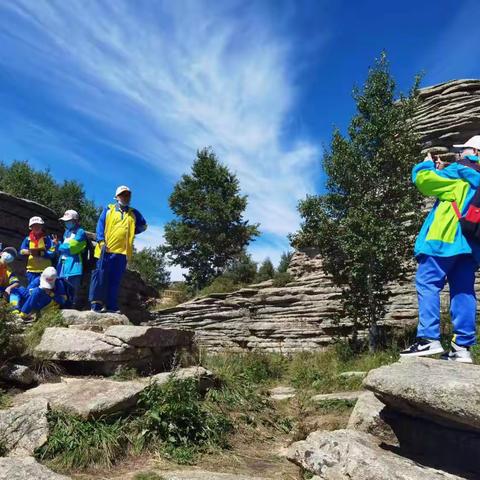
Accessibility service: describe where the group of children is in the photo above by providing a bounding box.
[0,210,87,319]
[0,184,147,320]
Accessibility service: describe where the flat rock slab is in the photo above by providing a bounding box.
[12,367,214,419]
[364,358,480,431]
[104,325,193,347]
[61,309,130,328]
[287,429,463,480]
[161,471,270,480]
[269,386,296,400]
[34,327,150,362]
[0,456,71,479]
[0,398,49,456]
[338,371,366,379]
[311,391,362,403]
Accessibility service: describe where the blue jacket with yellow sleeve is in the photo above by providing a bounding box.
[412,159,480,262]
[95,203,147,259]
[57,226,87,277]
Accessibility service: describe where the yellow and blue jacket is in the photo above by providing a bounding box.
[57,227,87,277]
[95,203,147,259]
[19,276,68,317]
[20,235,55,273]
[413,159,480,262]
[0,265,19,292]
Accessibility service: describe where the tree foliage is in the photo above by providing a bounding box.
[0,160,100,231]
[130,246,171,291]
[164,148,259,290]
[255,258,275,282]
[290,53,424,347]
[277,251,293,273]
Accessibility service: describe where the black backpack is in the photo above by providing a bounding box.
[452,159,480,241]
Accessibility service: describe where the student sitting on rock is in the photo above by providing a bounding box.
[20,216,56,287]
[0,246,21,311]
[18,266,68,320]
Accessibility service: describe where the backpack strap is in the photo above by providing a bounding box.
[452,201,462,219]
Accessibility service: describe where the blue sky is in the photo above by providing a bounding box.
[1,0,479,280]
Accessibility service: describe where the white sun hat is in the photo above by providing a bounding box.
[29,216,45,228]
[453,135,480,150]
[59,210,79,221]
[40,266,58,289]
[114,185,131,198]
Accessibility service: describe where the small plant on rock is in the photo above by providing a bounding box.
[24,309,66,354]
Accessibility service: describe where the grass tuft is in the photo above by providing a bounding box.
[24,309,66,353]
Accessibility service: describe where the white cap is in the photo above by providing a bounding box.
[29,216,45,228]
[40,266,57,289]
[115,185,131,198]
[59,210,79,221]
[453,135,480,150]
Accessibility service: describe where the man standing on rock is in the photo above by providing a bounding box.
[401,136,480,363]
[89,186,147,313]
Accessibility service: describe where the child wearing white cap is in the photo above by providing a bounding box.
[19,216,56,287]
[54,209,87,307]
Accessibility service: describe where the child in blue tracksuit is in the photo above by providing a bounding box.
[20,216,56,287]
[55,210,87,307]
[401,135,480,363]
[18,267,68,319]
[0,247,21,311]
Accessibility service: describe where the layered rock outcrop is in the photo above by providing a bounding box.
[0,191,157,322]
[151,80,480,352]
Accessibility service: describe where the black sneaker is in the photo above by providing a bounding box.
[400,339,444,357]
[441,341,473,364]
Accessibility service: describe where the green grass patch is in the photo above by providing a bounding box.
[111,367,140,381]
[133,473,166,480]
[313,398,357,414]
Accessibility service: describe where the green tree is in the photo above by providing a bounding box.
[255,258,275,282]
[130,246,171,291]
[277,251,293,273]
[223,251,257,284]
[0,160,100,231]
[290,53,423,349]
[164,148,260,290]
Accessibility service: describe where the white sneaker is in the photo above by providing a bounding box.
[441,342,473,364]
[400,339,444,357]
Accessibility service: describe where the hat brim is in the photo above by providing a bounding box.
[1,247,17,257]
[59,216,73,221]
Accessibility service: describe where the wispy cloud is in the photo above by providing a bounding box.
[0,0,323,251]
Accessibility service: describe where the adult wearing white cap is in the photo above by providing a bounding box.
[19,216,55,287]
[18,266,68,319]
[53,209,87,307]
[401,135,480,363]
[89,185,147,313]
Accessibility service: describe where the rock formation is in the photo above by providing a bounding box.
[288,358,480,479]
[0,191,157,322]
[151,80,480,352]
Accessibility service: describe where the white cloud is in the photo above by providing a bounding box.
[0,0,323,258]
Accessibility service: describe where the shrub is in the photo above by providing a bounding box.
[272,272,293,287]
[199,276,241,296]
[0,300,17,361]
[137,378,231,455]
[36,411,129,470]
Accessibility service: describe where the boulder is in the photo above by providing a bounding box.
[104,325,193,347]
[0,364,36,387]
[13,367,215,419]
[0,456,71,479]
[34,326,195,375]
[347,391,397,444]
[363,358,480,431]
[0,398,49,456]
[287,429,464,480]
[61,309,130,329]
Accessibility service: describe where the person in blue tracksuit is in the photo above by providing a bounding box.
[20,216,56,287]
[89,185,147,313]
[401,135,480,363]
[18,267,68,320]
[0,247,21,311]
[54,209,87,307]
